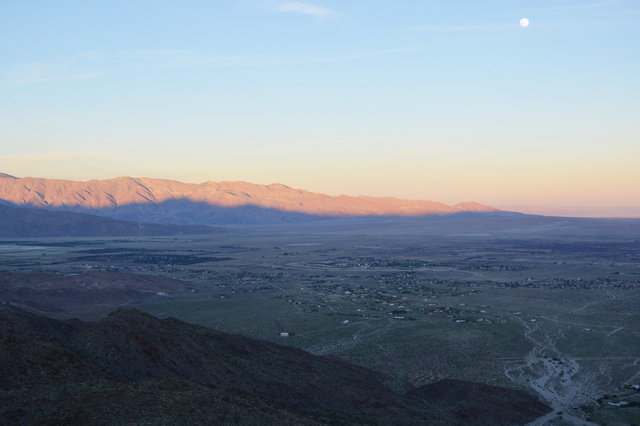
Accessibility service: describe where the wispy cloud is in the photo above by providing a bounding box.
[0,152,113,165]
[276,2,337,19]
[70,71,103,80]
[6,59,104,86]
[402,23,517,33]
[280,137,349,147]
[552,0,618,10]
[4,46,410,87]
[119,47,413,68]
[11,72,102,86]
[388,150,418,157]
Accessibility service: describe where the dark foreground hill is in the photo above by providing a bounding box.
[407,378,552,425]
[0,204,215,237]
[0,305,550,425]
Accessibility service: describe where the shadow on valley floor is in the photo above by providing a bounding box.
[4,197,640,239]
[0,203,218,237]
[3,198,526,226]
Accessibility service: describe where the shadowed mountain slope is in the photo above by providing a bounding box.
[0,305,551,425]
[0,174,499,225]
[0,203,215,236]
[407,378,552,425]
[0,305,431,425]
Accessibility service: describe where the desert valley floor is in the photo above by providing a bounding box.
[1,215,639,425]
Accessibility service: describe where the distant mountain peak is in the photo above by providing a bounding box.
[266,183,292,190]
[453,201,499,212]
[0,173,17,179]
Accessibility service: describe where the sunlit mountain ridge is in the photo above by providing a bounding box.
[0,174,498,225]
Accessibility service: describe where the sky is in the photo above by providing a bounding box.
[1,0,639,217]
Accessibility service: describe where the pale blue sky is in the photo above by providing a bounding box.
[1,1,639,216]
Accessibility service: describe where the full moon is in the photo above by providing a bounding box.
[520,18,530,28]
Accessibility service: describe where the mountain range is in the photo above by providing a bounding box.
[0,173,498,226]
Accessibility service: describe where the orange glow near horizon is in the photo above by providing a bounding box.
[3,146,639,218]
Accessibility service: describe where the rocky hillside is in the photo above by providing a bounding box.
[0,305,550,425]
[0,305,431,425]
[407,378,552,425]
[0,174,499,225]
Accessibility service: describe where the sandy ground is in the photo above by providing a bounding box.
[507,291,633,426]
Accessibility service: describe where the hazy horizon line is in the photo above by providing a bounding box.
[1,171,639,220]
